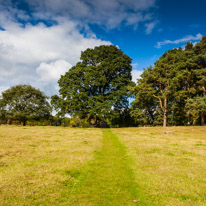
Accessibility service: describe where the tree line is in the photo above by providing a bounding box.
[0,38,205,127]
[131,37,206,126]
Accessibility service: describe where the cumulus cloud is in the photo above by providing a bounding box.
[0,0,157,96]
[131,70,142,83]
[0,18,111,96]
[36,60,72,81]
[155,33,202,48]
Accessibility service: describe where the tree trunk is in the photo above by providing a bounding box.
[153,94,167,127]
[163,97,167,127]
[193,116,198,126]
[201,85,205,125]
[163,111,167,127]
[7,118,11,125]
[201,112,204,126]
[193,119,195,126]
[187,111,190,126]
[186,80,191,126]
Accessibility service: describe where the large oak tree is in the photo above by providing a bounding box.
[51,45,134,125]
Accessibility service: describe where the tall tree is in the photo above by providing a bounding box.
[130,66,158,126]
[193,36,206,125]
[131,37,206,127]
[51,45,134,126]
[0,85,51,125]
[171,44,197,125]
[152,49,181,127]
[133,50,180,127]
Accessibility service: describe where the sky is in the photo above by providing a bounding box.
[0,0,205,96]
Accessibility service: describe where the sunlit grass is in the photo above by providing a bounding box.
[113,126,206,206]
[1,125,206,205]
[0,125,102,205]
[68,129,141,206]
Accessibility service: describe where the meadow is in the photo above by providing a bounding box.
[0,125,206,205]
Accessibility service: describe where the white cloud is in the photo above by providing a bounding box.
[36,60,72,81]
[0,0,157,96]
[132,70,142,83]
[0,18,111,96]
[145,21,157,34]
[0,86,9,96]
[132,62,139,69]
[155,33,202,48]
[23,0,157,29]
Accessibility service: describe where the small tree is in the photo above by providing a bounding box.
[0,85,51,125]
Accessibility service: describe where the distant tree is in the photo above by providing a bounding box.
[0,97,6,124]
[51,45,134,126]
[185,96,206,125]
[0,85,51,125]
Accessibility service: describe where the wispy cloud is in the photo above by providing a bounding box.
[132,62,139,69]
[155,33,202,48]
[145,21,157,34]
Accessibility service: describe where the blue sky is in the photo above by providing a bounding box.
[0,0,205,96]
[91,0,205,72]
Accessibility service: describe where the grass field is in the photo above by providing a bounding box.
[0,125,206,205]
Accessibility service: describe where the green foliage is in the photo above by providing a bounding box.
[61,117,71,127]
[185,96,206,125]
[131,36,206,126]
[26,120,51,126]
[69,117,91,128]
[0,85,51,125]
[108,108,136,127]
[51,45,134,126]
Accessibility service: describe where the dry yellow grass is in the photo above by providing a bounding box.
[113,126,206,206]
[0,125,102,205]
[1,126,206,205]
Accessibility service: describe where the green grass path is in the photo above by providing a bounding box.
[68,129,141,206]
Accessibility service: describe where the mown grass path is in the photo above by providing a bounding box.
[68,129,141,206]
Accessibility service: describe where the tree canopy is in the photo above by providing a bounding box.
[131,36,206,127]
[0,85,51,125]
[51,45,134,126]
[1,39,205,127]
